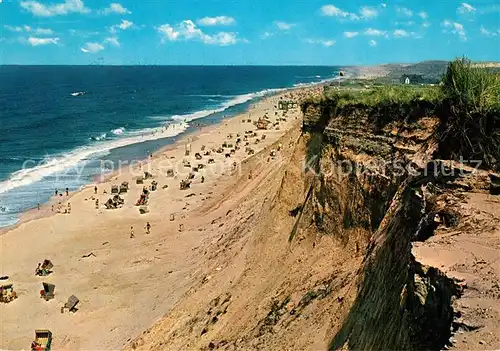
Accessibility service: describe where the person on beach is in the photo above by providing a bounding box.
[145,222,151,234]
[66,188,69,196]
[94,186,98,194]
[130,226,135,238]
[55,189,58,196]
[37,203,40,210]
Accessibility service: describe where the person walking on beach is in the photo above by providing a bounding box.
[66,188,69,196]
[130,226,135,238]
[55,189,58,196]
[94,186,98,194]
[145,222,151,235]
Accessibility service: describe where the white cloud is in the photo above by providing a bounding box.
[422,22,431,28]
[320,4,380,20]
[306,38,336,47]
[364,28,387,36]
[118,19,133,30]
[442,20,467,41]
[197,16,235,26]
[321,5,346,17]
[20,0,90,17]
[393,29,409,37]
[369,39,377,46]
[320,5,359,20]
[261,31,274,39]
[27,36,59,46]
[104,36,120,46]
[203,32,237,45]
[34,28,54,35]
[397,7,413,17]
[395,21,415,26]
[360,6,378,19]
[110,19,134,33]
[479,26,498,36]
[102,3,130,15]
[4,25,54,35]
[344,31,359,38]
[68,29,100,37]
[4,25,24,32]
[274,21,295,30]
[457,3,476,14]
[418,11,428,19]
[157,24,180,41]
[81,42,104,53]
[157,20,241,46]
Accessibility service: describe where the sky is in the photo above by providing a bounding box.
[0,0,499,65]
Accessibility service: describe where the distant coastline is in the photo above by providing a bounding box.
[0,66,340,227]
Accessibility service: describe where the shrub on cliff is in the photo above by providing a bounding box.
[439,57,500,170]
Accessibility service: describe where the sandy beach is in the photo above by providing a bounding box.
[0,86,320,350]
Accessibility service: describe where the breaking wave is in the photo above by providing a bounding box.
[0,122,188,195]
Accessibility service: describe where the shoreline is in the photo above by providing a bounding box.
[0,80,329,236]
[0,83,321,350]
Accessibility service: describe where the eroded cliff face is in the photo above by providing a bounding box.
[126,104,499,351]
[306,103,498,350]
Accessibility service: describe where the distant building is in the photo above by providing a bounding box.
[400,74,425,85]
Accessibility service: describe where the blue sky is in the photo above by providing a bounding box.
[0,0,499,65]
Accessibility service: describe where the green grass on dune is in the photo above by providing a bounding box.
[324,85,443,108]
[304,57,500,170]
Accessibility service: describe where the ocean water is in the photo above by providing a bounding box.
[0,65,339,227]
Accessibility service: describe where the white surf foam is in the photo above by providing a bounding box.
[111,127,125,135]
[171,88,284,123]
[0,122,188,195]
[0,86,286,196]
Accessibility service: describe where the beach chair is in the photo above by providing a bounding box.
[135,176,144,185]
[180,180,191,190]
[31,330,52,351]
[111,185,119,194]
[40,283,55,301]
[61,295,79,313]
[119,182,129,193]
[104,198,115,209]
[36,260,53,276]
[0,283,17,303]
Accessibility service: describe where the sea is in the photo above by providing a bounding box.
[0,65,340,227]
